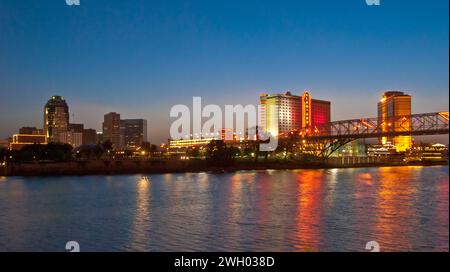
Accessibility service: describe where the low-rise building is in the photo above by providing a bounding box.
[405,143,448,163]
[10,134,47,151]
[367,143,397,157]
[169,138,216,149]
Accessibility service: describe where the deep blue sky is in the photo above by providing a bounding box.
[0,0,448,144]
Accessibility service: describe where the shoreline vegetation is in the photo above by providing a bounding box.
[1,141,448,177]
[1,159,448,177]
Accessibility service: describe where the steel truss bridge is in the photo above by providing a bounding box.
[278,112,449,158]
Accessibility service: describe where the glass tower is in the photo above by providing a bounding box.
[377,91,412,152]
[43,96,70,143]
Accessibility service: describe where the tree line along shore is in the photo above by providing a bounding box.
[1,140,447,176]
[2,159,447,177]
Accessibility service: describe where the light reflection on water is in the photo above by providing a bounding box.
[127,177,151,250]
[0,166,448,252]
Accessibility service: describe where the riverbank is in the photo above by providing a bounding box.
[1,159,448,176]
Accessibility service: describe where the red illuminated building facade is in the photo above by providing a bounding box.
[300,91,331,129]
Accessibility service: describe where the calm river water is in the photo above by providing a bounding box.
[0,166,448,252]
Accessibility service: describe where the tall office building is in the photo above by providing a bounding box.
[260,91,331,136]
[44,96,70,143]
[58,123,84,148]
[102,112,122,149]
[377,91,412,152]
[121,119,147,150]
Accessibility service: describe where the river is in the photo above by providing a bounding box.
[0,166,448,252]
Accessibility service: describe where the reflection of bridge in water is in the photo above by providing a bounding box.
[278,112,449,158]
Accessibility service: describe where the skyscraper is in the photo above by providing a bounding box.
[102,112,122,149]
[121,119,148,150]
[377,91,412,152]
[260,92,301,136]
[44,96,69,143]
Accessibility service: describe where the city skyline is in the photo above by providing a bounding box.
[0,0,449,144]
[3,90,449,147]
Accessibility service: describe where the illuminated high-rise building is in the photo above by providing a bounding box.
[260,92,301,136]
[44,96,69,143]
[377,91,412,152]
[103,112,122,149]
[259,91,331,136]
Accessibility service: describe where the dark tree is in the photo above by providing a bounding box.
[186,147,201,158]
[150,144,158,153]
[206,140,235,166]
[19,144,47,161]
[17,143,73,162]
[45,142,73,161]
[123,149,134,158]
[140,142,152,152]
[74,144,105,160]
[140,142,159,156]
[0,147,7,162]
[101,140,114,152]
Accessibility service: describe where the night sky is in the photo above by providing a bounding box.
[0,0,448,144]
